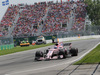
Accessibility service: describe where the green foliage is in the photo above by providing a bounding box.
[74,44,100,65]
[85,0,100,25]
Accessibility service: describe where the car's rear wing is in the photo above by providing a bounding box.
[63,43,72,46]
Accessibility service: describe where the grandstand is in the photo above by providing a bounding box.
[0,0,87,38]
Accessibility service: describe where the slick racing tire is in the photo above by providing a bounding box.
[35,51,44,57]
[70,48,78,56]
[59,49,67,58]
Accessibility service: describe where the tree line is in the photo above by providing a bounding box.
[85,0,100,25]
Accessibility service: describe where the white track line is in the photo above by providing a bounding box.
[6,42,100,75]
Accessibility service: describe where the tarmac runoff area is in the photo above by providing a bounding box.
[8,63,100,75]
[56,42,100,75]
[56,64,100,75]
[1,38,100,75]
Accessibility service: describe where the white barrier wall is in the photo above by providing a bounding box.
[46,35,100,43]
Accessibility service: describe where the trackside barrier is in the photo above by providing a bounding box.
[46,35,100,43]
[0,44,14,50]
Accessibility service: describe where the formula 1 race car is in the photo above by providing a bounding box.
[34,42,78,61]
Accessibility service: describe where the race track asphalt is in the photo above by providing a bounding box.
[0,38,100,75]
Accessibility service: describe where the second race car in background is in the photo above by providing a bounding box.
[35,36,46,45]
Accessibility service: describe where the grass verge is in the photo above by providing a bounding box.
[74,44,100,65]
[0,43,55,56]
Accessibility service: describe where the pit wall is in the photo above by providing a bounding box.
[46,35,100,43]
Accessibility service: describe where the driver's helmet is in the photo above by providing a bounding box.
[54,46,57,49]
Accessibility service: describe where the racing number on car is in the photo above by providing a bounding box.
[47,51,53,58]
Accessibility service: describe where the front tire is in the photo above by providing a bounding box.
[35,51,44,57]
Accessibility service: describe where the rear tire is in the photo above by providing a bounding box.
[70,48,78,56]
[59,49,67,58]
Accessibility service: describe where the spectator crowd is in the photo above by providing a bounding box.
[71,2,86,31]
[0,5,20,36]
[42,2,73,35]
[0,1,87,37]
[12,2,47,37]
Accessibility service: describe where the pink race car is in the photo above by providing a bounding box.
[34,42,78,61]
